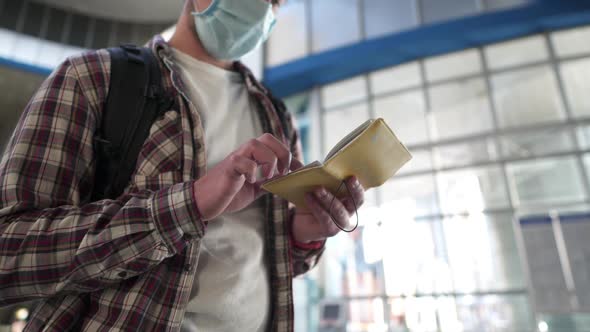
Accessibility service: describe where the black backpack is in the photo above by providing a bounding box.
[91,44,291,201]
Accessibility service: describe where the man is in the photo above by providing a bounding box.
[0,0,365,330]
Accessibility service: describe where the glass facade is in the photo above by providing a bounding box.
[270,2,590,329]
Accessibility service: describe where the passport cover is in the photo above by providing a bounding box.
[262,118,412,210]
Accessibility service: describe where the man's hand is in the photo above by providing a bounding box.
[193,133,303,221]
[291,176,365,244]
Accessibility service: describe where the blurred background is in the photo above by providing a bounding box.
[1,0,590,331]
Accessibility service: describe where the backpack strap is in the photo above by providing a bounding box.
[92,45,173,201]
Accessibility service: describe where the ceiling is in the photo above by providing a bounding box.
[32,0,183,23]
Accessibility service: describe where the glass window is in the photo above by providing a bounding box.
[551,25,590,58]
[425,49,482,82]
[92,19,112,49]
[46,8,67,43]
[388,298,412,330]
[322,103,370,154]
[484,0,529,10]
[403,297,439,330]
[420,0,479,24]
[519,203,590,219]
[380,174,440,217]
[22,1,44,36]
[13,34,40,64]
[370,62,421,95]
[520,221,572,312]
[373,90,429,145]
[444,213,524,293]
[583,153,590,189]
[0,29,17,58]
[485,36,549,70]
[267,0,308,66]
[134,23,155,45]
[323,228,385,296]
[311,0,360,53]
[242,44,264,80]
[482,213,526,289]
[380,216,451,295]
[68,14,89,47]
[561,218,590,310]
[437,166,510,214]
[500,128,575,159]
[428,78,494,140]
[285,93,313,162]
[362,188,379,209]
[398,149,432,175]
[284,92,311,117]
[37,41,65,68]
[113,22,134,46]
[322,232,353,297]
[0,0,22,30]
[364,0,417,39]
[455,294,533,331]
[321,76,367,109]
[577,125,590,150]
[507,157,587,206]
[433,138,497,169]
[560,58,590,118]
[346,299,387,331]
[492,65,565,128]
[60,46,85,61]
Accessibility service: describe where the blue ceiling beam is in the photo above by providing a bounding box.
[0,56,53,76]
[263,0,590,98]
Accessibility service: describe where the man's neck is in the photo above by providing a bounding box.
[168,14,234,71]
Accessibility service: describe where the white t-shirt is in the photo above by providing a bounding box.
[171,48,269,332]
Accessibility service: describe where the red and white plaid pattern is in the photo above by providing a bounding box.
[0,36,324,331]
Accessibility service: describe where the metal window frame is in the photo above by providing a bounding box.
[309,21,590,332]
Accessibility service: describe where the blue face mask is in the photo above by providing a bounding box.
[192,0,277,61]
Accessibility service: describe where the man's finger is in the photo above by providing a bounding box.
[313,187,351,230]
[305,194,341,237]
[341,197,356,214]
[257,133,291,175]
[344,176,365,210]
[229,154,258,183]
[241,138,278,179]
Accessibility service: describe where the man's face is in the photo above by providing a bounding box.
[193,0,284,13]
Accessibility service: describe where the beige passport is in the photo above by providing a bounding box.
[262,118,412,210]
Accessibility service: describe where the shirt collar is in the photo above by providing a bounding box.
[148,35,269,96]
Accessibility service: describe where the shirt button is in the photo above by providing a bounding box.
[118,271,127,278]
[182,234,192,242]
[184,264,194,272]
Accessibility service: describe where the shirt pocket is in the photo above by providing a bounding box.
[134,110,183,177]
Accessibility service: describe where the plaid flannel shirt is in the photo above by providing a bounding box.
[0,36,325,331]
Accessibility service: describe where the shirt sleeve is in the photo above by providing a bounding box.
[284,111,326,277]
[0,51,205,307]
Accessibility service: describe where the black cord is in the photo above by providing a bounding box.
[328,180,359,233]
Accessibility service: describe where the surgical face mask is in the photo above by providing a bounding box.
[192,0,276,61]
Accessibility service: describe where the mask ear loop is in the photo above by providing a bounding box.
[328,180,359,233]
